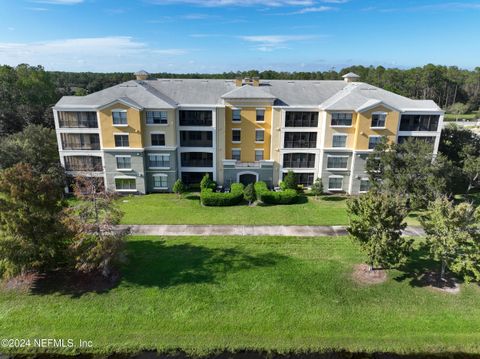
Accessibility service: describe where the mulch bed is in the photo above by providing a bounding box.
[352,264,387,285]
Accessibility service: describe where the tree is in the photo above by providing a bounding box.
[310,178,323,199]
[200,173,215,191]
[448,102,469,121]
[347,190,411,270]
[0,163,69,278]
[282,170,298,191]
[366,137,448,209]
[62,176,127,278]
[421,196,480,283]
[244,183,256,205]
[172,179,186,198]
[463,154,480,193]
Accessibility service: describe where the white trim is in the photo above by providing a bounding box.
[254,148,264,161]
[327,175,344,191]
[114,176,137,192]
[368,135,383,150]
[152,173,169,190]
[255,128,265,143]
[326,155,349,171]
[231,108,241,123]
[358,177,370,194]
[256,108,266,123]
[231,148,241,161]
[150,131,166,147]
[371,112,387,129]
[113,133,130,148]
[115,155,132,171]
[231,128,241,143]
[331,133,348,148]
[147,153,171,170]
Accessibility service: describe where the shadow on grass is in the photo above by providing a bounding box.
[122,240,287,289]
[320,195,347,202]
[184,194,201,201]
[394,246,464,289]
[30,241,288,297]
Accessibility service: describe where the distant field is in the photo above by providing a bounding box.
[444,113,477,121]
[2,235,480,355]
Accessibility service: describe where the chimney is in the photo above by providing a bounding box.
[342,72,360,83]
[135,70,149,81]
[235,77,243,87]
[252,77,260,87]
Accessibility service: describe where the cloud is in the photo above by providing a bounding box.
[240,34,319,51]
[0,37,190,71]
[31,0,84,4]
[367,2,480,13]
[149,0,316,7]
[289,5,334,13]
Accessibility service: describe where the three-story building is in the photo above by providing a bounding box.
[53,71,443,194]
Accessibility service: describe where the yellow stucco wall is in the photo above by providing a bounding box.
[141,109,177,147]
[353,105,399,150]
[98,103,144,148]
[324,111,358,148]
[225,105,272,162]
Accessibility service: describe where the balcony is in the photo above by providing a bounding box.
[180,131,213,147]
[64,155,103,171]
[58,111,98,128]
[179,110,213,127]
[61,133,100,150]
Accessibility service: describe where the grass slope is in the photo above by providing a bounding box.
[1,236,480,355]
[117,194,421,226]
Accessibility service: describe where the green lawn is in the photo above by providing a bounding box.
[444,113,477,121]
[1,236,480,355]
[117,193,421,226]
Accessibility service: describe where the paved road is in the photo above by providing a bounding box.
[117,224,425,237]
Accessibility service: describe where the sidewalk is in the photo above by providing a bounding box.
[117,225,425,237]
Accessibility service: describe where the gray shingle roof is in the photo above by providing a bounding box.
[54,78,442,112]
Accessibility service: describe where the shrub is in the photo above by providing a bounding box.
[255,181,299,205]
[173,179,186,197]
[201,183,245,206]
[244,183,256,205]
[200,173,216,191]
[283,170,298,191]
[310,178,323,198]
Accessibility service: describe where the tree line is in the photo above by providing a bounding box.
[1,63,480,135]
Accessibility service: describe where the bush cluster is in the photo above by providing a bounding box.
[201,183,245,206]
[254,181,299,205]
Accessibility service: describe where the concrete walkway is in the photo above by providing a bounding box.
[117,224,425,237]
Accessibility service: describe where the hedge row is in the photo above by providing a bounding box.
[254,181,299,205]
[200,183,245,206]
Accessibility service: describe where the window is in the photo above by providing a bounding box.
[371,113,387,128]
[64,156,102,171]
[283,172,314,187]
[151,133,165,146]
[181,152,213,167]
[255,150,264,161]
[368,136,382,150]
[112,110,127,126]
[283,132,317,148]
[149,154,170,168]
[232,149,241,161]
[331,112,352,127]
[283,153,315,168]
[180,131,213,147]
[115,178,136,191]
[255,129,264,142]
[332,134,347,148]
[116,156,131,170]
[146,111,168,125]
[179,110,212,126]
[232,109,241,122]
[114,134,129,147]
[153,174,168,189]
[327,156,348,169]
[328,176,343,191]
[61,133,100,150]
[285,112,318,127]
[58,112,98,128]
[399,114,439,132]
[232,129,241,142]
[359,179,370,192]
[256,109,265,122]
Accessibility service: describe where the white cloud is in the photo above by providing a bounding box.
[240,34,318,51]
[32,0,84,4]
[0,37,190,71]
[290,5,333,13]
[150,0,316,7]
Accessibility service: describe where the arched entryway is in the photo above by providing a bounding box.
[237,172,258,186]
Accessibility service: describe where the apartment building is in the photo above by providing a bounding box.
[53,71,443,194]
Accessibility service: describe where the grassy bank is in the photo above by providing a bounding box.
[1,236,480,355]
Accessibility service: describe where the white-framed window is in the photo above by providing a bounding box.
[114,134,129,147]
[256,109,265,122]
[232,128,241,143]
[151,133,165,146]
[112,110,127,126]
[232,109,241,122]
[232,148,241,161]
[326,155,348,170]
[255,129,265,143]
[115,177,136,191]
[359,178,370,193]
[328,176,343,191]
[332,134,347,148]
[368,136,382,150]
[152,174,168,189]
[331,112,352,127]
[146,111,168,125]
[371,112,387,129]
[148,154,170,168]
[255,149,264,161]
[116,155,131,170]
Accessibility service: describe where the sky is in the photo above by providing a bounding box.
[0,0,479,73]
